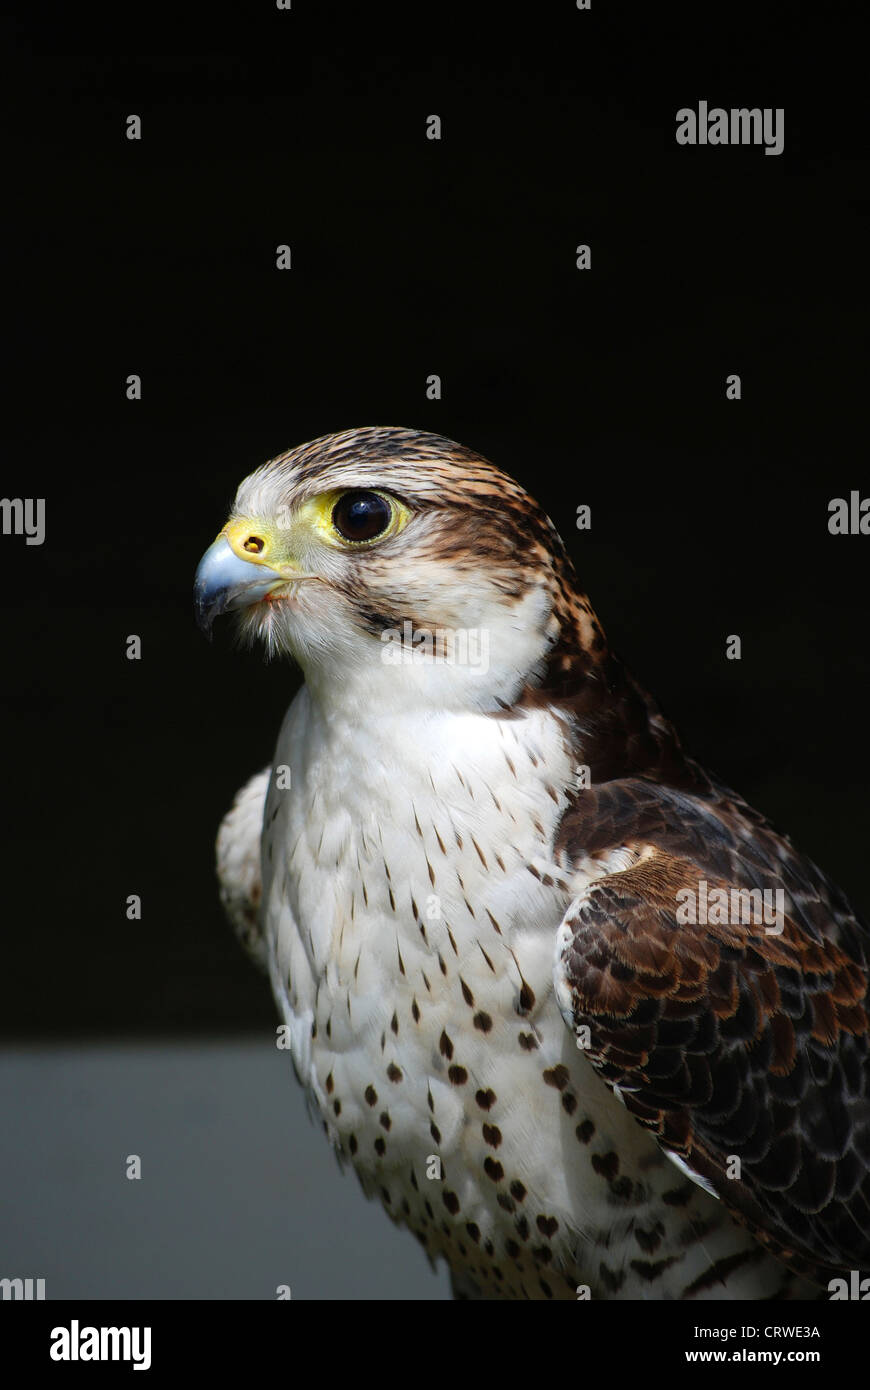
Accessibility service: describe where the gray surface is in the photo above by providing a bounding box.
[0,1040,449,1300]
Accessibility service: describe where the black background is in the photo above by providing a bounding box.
[4,3,868,1041]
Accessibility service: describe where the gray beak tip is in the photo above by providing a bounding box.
[195,605,215,641]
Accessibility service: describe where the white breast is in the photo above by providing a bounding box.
[262,685,581,1087]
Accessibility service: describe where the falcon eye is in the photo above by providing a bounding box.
[332,490,393,544]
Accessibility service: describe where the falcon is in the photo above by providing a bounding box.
[194,426,870,1300]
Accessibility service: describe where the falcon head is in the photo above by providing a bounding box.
[194,427,605,712]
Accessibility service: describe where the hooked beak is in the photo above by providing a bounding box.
[194,535,289,638]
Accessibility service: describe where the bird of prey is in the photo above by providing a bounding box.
[194,426,869,1301]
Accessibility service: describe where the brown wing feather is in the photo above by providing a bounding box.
[554,779,870,1286]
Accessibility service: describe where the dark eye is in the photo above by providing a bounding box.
[332,490,393,543]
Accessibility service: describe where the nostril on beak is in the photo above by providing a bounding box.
[243,536,265,554]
